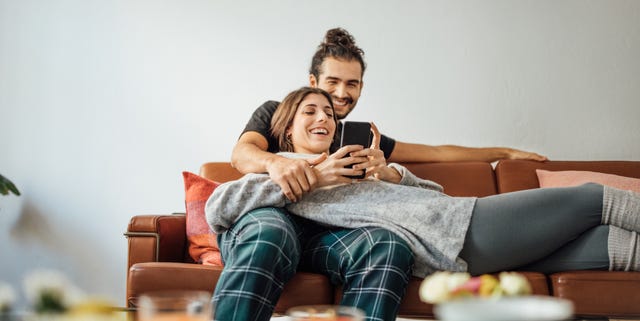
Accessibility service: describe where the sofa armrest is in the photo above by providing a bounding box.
[124,214,188,272]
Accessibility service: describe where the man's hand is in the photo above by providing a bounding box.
[266,155,325,202]
[506,149,548,162]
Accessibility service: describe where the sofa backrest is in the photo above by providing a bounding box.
[200,160,640,197]
[495,160,640,193]
[200,161,498,197]
[402,162,496,197]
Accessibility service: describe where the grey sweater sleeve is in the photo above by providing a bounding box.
[388,163,444,191]
[204,173,289,233]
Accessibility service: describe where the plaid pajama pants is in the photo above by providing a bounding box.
[213,207,414,321]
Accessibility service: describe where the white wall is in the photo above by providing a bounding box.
[1,0,639,308]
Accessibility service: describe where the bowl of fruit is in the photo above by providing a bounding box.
[420,271,573,321]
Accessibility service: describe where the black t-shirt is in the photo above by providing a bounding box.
[242,100,396,159]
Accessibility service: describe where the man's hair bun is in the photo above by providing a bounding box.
[324,28,357,49]
[309,27,366,78]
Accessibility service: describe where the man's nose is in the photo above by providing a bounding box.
[334,83,346,97]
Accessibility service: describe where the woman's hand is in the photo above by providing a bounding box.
[313,122,402,186]
[312,146,367,187]
[312,145,369,187]
[349,123,402,184]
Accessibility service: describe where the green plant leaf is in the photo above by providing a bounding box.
[35,290,67,314]
[0,174,21,196]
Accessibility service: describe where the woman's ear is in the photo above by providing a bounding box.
[285,128,292,142]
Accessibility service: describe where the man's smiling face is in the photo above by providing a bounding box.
[310,57,363,120]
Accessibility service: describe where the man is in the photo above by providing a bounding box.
[232,27,547,201]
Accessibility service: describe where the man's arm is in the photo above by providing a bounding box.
[231,131,322,202]
[387,141,547,163]
[230,131,278,174]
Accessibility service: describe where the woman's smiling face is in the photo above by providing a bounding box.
[287,93,336,154]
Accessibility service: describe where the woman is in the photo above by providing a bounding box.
[206,86,640,277]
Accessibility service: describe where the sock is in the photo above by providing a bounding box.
[601,186,640,232]
[608,226,639,271]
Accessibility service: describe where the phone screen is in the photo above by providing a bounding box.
[340,121,371,179]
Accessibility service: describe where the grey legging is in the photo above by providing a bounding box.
[459,183,609,274]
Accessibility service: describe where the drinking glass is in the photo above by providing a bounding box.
[137,290,213,321]
[286,305,365,321]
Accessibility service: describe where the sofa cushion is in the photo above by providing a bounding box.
[536,169,640,192]
[495,160,640,193]
[550,271,640,317]
[183,171,222,266]
[127,262,334,313]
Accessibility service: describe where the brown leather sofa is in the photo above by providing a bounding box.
[125,160,640,318]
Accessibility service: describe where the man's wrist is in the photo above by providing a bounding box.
[263,154,286,174]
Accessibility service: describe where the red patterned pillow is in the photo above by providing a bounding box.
[183,171,223,266]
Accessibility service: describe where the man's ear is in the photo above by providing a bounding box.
[309,74,318,87]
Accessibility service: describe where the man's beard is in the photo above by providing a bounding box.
[334,99,356,120]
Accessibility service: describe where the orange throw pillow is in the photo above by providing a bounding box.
[183,171,223,266]
[536,169,640,193]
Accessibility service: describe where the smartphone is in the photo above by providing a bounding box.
[340,121,372,179]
